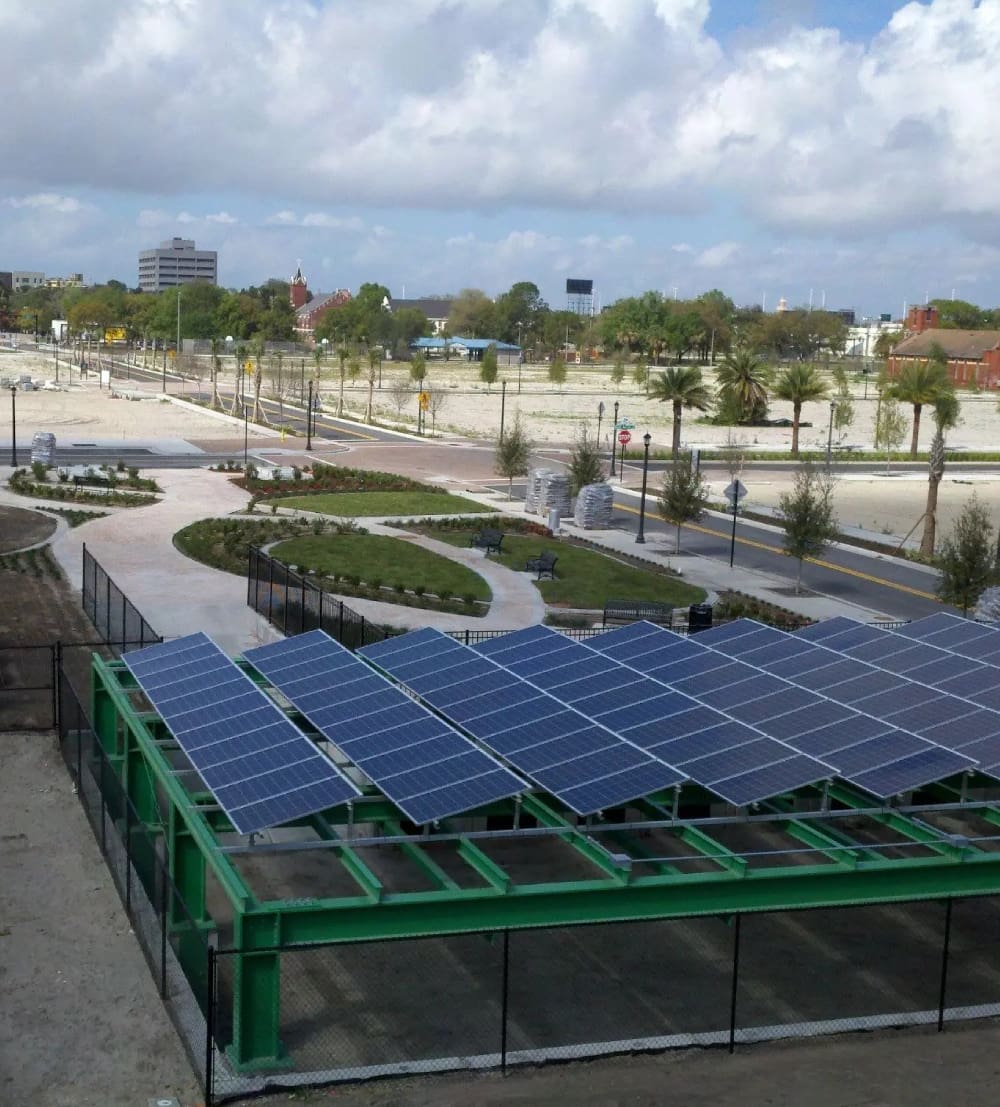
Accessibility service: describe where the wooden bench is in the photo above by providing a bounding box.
[602,599,675,627]
[525,550,558,579]
[72,475,114,493]
[470,528,504,556]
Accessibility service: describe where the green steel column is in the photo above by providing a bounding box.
[168,806,211,1007]
[91,678,120,762]
[229,912,290,1070]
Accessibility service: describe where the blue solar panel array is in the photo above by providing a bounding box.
[359,628,685,815]
[244,630,526,825]
[123,633,361,835]
[754,615,1000,775]
[696,617,998,778]
[586,621,974,797]
[472,625,835,806]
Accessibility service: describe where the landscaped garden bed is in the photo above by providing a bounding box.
[8,464,160,508]
[270,490,489,517]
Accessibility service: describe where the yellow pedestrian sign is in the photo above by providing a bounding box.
[418,391,430,411]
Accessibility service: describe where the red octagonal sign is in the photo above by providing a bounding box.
[617,429,632,446]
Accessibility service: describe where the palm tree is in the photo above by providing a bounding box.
[649,367,712,459]
[888,359,949,457]
[208,337,223,410]
[772,363,828,456]
[919,388,961,558]
[714,348,771,425]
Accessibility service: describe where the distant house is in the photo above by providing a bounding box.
[888,305,1000,389]
[388,297,453,334]
[411,335,521,366]
[288,266,351,339]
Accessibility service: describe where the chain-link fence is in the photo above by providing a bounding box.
[205,894,1000,1103]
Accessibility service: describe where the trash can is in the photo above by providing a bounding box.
[688,603,713,634]
[547,507,561,534]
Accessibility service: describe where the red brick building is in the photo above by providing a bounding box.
[888,305,1000,389]
[288,266,351,339]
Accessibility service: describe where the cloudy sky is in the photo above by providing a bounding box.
[4,0,1000,316]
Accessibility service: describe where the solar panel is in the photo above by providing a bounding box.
[473,626,835,807]
[593,623,975,797]
[244,630,526,826]
[360,628,685,815]
[123,633,361,835]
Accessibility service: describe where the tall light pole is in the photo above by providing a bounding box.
[306,379,313,451]
[175,287,181,374]
[499,379,507,444]
[610,400,619,479]
[636,433,651,544]
[243,363,249,470]
[9,385,17,467]
[516,321,523,392]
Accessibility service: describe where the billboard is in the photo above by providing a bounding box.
[566,278,593,295]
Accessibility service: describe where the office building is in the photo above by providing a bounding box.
[138,238,217,292]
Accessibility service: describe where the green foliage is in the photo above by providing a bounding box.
[937,494,995,615]
[874,396,907,465]
[479,344,499,389]
[772,363,828,456]
[714,348,771,424]
[777,465,839,592]
[658,454,709,553]
[175,516,352,575]
[244,463,440,498]
[714,590,814,629]
[548,354,567,387]
[610,359,625,388]
[888,360,951,455]
[567,424,605,495]
[494,414,532,498]
[409,352,427,383]
[448,288,497,338]
[649,366,712,458]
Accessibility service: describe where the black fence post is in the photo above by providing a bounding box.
[120,592,127,653]
[728,913,741,1054]
[338,600,344,644]
[160,857,168,999]
[267,551,275,626]
[105,573,111,644]
[938,897,953,1032]
[205,946,216,1106]
[300,575,307,634]
[500,929,510,1075]
[50,642,59,730]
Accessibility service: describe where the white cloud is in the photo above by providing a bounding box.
[696,241,742,268]
[6,192,87,214]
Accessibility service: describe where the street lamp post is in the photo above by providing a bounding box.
[611,401,619,478]
[826,400,835,470]
[243,365,249,470]
[9,385,17,467]
[516,321,523,392]
[499,379,507,444]
[636,433,651,544]
[306,379,313,452]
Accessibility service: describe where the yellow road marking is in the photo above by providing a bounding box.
[616,503,940,602]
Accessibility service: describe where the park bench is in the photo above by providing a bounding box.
[470,527,504,556]
[602,599,676,627]
[72,475,114,493]
[525,550,558,580]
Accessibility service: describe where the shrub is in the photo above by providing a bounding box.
[462,592,477,606]
[439,589,453,602]
[394,581,406,594]
[116,458,126,472]
[414,584,426,597]
[31,461,47,481]
[370,577,383,591]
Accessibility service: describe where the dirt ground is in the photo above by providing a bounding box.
[0,504,56,553]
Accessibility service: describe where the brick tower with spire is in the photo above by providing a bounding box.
[289,263,308,310]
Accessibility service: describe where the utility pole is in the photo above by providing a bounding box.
[499,379,507,444]
[306,379,313,452]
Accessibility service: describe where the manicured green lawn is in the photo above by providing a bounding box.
[271,491,489,517]
[272,534,492,600]
[428,531,706,608]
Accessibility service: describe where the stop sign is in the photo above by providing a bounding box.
[617,429,632,446]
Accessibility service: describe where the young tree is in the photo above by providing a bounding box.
[388,376,411,425]
[548,353,567,388]
[567,423,605,495]
[229,343,246,417]
[208,336,223,410]
[831,367,854,442]
[610,358,625,390]
[633,356,648,392]
[658,453,709,554]
[427,388,448,436]
[250,339,269,424]
[336,346,349,416]
[777,465,839,594]
[938,494,995,615]
[772,363,828,456]
[920,390,961,558]
[364,355,378,424]
[649,366,713,459]
[409,352,428,384]
[494,413,531,499]
[479,344,499,392]
[874,396,907,473]
[715,347,771,424]
[888,360,950,456]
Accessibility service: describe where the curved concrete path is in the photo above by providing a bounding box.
[0,468,547,650]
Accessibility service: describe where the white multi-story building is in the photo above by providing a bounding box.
[137,238,217,292]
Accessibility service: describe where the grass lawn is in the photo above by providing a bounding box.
[428,531,706,609]
[272,534,492,601]
[271,491,490,517]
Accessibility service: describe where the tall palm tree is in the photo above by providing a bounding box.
[649,367,712,458]
[919,388,961,558]
[888,359,950,457]
[772,363,828,456]
[208,336,223,410]
[714,348,771,425]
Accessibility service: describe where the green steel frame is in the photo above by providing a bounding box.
[90,653,1000,1071]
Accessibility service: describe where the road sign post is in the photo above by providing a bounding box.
[617,429,631,480]
[723,480,748,569]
